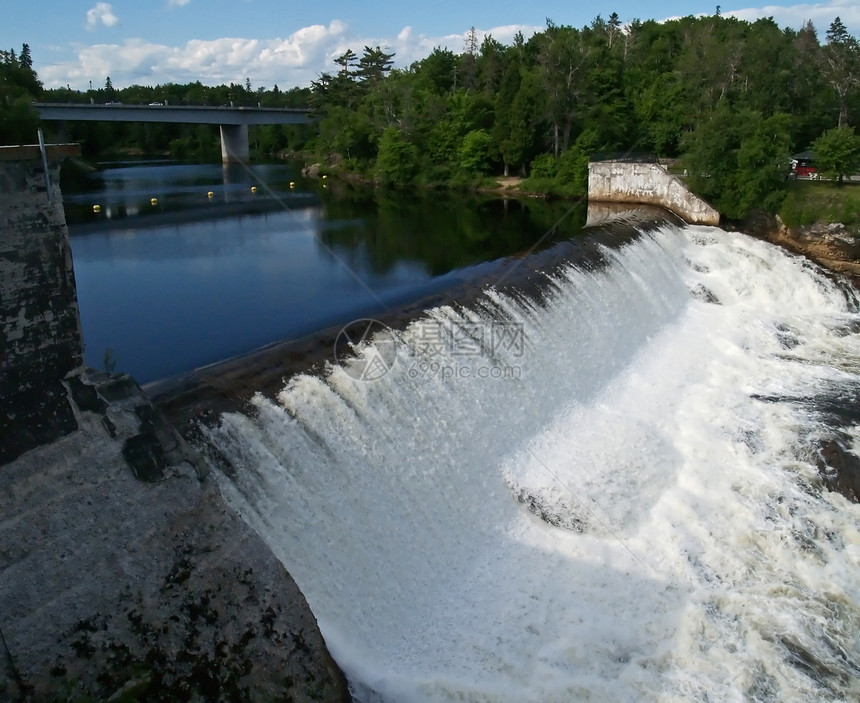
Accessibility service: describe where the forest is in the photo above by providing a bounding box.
[2,12,860,219]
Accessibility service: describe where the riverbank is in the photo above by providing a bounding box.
[730,210,860,284]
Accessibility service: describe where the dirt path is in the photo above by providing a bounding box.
[494,176,523,190]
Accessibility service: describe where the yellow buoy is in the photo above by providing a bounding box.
[251,186,257,193]
[207,191,214,198]
[92,204,101,213]
[150,197,158,206]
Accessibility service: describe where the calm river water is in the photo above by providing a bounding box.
[64,161,584,383]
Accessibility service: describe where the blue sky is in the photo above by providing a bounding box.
[3,0,859,91]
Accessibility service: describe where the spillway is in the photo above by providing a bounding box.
[202,221,860,702]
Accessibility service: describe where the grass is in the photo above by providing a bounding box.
[779,180,860,232]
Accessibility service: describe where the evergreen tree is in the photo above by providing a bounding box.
[19,43,32,69]
[821,17,860,126]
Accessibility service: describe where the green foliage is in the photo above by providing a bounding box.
[459,129,493,173]
[0,43,42,145]
[167,125,220,161]
[0,95,40,145]
[556,129,600,193]
[375,127,418,185]
[811,126,860,182]
[529,153,557,179]
[778,191,817,227]
[780,181,860,227]
[682,107,791,217]
[734,113,792,214]
[821,17,860,127]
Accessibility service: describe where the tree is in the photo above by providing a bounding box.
[607,13,622,49]
[812,125,860,182]
[0,43,41,144]
[821,17,860,127]
[476,35,506,96]
[459,129,493,173]
[375,127,418,185]
[465,27,479,56]
[498,71,542,175]
[534,24,586,156]
[682,106,790,218]
[19,43,32,69]
[358,46,395,84]
[556,128,600,193]
[734,112,791,214]
[335,49,358,78]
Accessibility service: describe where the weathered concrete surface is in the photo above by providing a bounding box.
[0,148,350,700]
[1,148,83,464]
[588,160,721,226]
[0,371,348,700]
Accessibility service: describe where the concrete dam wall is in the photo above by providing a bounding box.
[0,144,84,463]
[0,145,348,701]
[588,159,721,226]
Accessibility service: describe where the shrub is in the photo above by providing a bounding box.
[529,153,557,179]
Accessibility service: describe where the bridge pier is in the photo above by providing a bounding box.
[36,104,314,166]
[219,124,250,164]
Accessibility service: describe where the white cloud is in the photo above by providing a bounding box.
[41,19,539,90]
[724,2,860,36]
[168,0,191,6]
[661,1,859,37]
[85,3,119,31]
[32,1,860,90]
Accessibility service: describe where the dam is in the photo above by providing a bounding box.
[2,147,858,701]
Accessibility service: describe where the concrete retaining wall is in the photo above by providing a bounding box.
[0,145,349,700]
[1,145,84,463]
[588,160,721,226]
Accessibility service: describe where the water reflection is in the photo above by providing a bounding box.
[318,184,586,276]
[64,161,585,383]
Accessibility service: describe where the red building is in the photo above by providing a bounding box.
[791,151,817,178]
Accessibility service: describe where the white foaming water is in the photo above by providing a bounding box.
[205,224,860,702]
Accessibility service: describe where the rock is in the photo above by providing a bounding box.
[66,374,106,414]
[121,432,166,482]
[817,437,860,503]
[301,162,322,178]
[731,211,860,284]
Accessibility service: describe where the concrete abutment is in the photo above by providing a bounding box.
[0,144,348,701]
[588,159,721,226]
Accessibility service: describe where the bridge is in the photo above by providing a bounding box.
[34,103,315,164]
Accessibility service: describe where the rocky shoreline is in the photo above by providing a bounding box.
[729,211,860,284]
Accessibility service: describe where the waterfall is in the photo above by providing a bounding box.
[202,222,860,702]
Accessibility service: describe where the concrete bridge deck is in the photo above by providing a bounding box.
[35,103,315,163]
